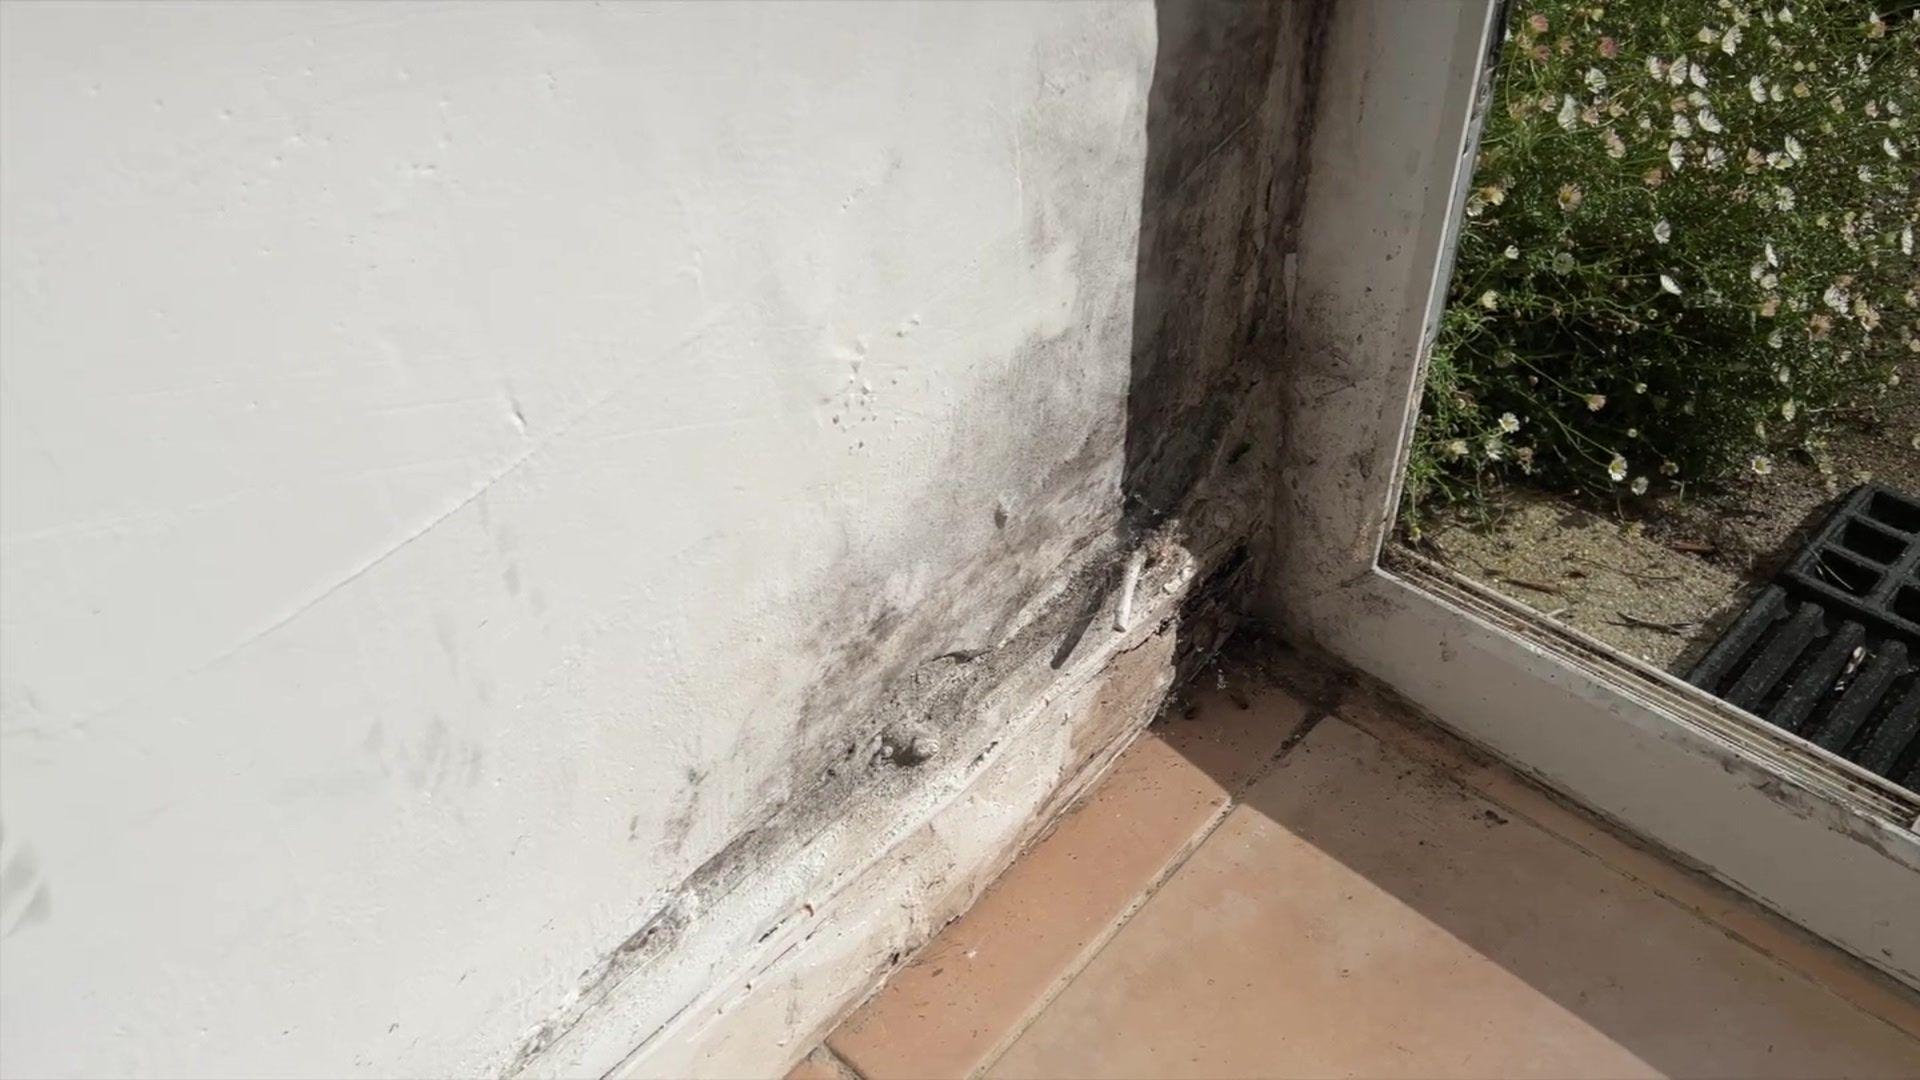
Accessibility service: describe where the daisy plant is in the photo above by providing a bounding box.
[1404,0,1917,523]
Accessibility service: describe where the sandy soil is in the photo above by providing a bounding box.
[1421,493,1748,669]
[1416,368,1919,674]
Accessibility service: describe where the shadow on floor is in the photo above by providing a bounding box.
[1107,636,1920,1078]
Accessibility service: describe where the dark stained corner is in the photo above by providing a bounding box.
[1122,0,1331,534]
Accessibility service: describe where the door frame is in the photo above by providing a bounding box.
[1267,0,1920,987]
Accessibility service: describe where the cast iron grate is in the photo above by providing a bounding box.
[1688,484,1920,792]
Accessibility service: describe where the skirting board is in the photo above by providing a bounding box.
[512,542,1203,1079]
[618,627,1176,1079]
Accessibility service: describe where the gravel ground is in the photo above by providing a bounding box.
[1423,493,1747,670]
[1415,365,1919,675]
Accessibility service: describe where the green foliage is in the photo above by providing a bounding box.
[1404,0,1919,524]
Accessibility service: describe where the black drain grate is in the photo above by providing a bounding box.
[1688,484,1920,791]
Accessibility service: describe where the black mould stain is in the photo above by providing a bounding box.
[1124,0,1329,531]
[504,6,1341,1071]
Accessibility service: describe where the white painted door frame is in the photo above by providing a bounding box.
[1270,0,1920,987]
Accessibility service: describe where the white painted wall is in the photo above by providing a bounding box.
[0,4,1153,1075]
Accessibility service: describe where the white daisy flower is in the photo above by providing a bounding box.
[1902,226,1914,256]
[1653,219,1672,243]
[1631,476,1650,495]
[1673,114,1694,137]
[1704,145,1726,169]
[1750,455,1773,476]
[1784,135,1803,161]
[1781,399,1798,421]
[1660,274,1683,295]
[1498,412,1521,433]
[1480,289,1500,310]
[1504,244,1520,260]
[1609,455,1629,482]
[1587,393,1608,412]
[1885,138,1902,161]
[1697,107,1723,134]
[1721,25,1741,54]
[1558,95,1578,131]
[1696,26,1717,44]
[1585,68,1608,92]
[1858,164,1875,182]
[1749,75,1767,103]
[1483,438,1504,461]
[1777,6,1792,24]
[1765,242,1778,267]
[1823,283,1850,312]
[1605,130,1627,158]
[1768,328,1785,349]
[1690,63,1708,88]
[1446,438,1469,459]
[1648,55,1666,80]
[1687,90,1709,109]
[1669,57,1690,86]
[1668,141,1686,170]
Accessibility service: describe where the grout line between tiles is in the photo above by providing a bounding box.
[969,680,1351,1078]
[822,1041,870,1080]
[818,718,1159,1080]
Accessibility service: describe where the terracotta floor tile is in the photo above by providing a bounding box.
[992,713,1920,1079]
[826,684,1313,1080]
[1333,683,1920,1042]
